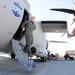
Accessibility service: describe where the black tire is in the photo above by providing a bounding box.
[70,57,74,60]
[11,53,15,59]
[47,51,50,60]
[41,56,47,62]
[65,57,67,60]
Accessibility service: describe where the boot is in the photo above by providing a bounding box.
[23,45,32,57]
[27,48,32,57]
[28,53,32,57]
[23,45,29,53]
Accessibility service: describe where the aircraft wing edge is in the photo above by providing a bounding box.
[41,21,67,32]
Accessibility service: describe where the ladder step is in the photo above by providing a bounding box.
[11,39,36,71]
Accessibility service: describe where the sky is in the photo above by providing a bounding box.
[27,0,75,21]
[27,0,75,55]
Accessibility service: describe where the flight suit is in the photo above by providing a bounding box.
[21,20,36,55]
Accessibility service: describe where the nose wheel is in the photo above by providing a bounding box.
[11,53,15,59]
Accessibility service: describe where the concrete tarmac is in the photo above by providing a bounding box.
[0,52,75,75]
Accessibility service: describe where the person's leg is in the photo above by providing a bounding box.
[23,45,32,57]
[23,45,29,53]
[23,32,30,52]
[23,33,32,56]
[27,45,32,57]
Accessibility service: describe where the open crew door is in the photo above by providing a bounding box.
[13,9,29,41]
[12,39,36,71]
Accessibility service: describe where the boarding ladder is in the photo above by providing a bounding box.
[11,39,36,71]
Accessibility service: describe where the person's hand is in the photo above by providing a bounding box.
[22,28,25,31]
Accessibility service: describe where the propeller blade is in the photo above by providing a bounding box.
[50,8,75,15]
[50,40,67,43]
